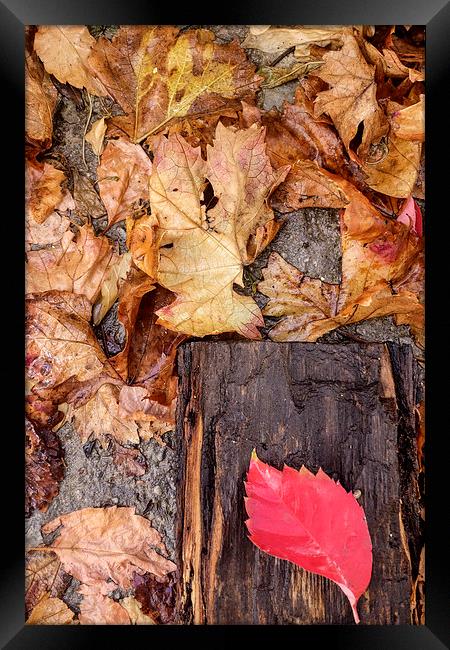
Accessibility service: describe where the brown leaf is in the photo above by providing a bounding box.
[134,572,177,624]
[25,551,71,616]
[389,96,424,142]
[241,25,349,59]
[25,51,58,151]
[119,597,157,624]
[25,291,114,393]
[85,117,107,156]
[40,506,177,590]
[111,441,147,477]
[78,584,131,625]
[34,26,106,96]
[25,190,74,249]
[26,159,66,224]
[26,417,65,517]
[26,224,122,304]
[88,26,260,143]
[26,593,76,625]
[314,33,389,161]
[130,123,288,338]
[97,138,152,227]
[92,252,132,325]
[72,169,106,220]
[259,61,324,88]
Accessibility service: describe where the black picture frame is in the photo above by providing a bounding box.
[3,1,449,647]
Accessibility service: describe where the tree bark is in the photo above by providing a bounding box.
[175,341,423,625]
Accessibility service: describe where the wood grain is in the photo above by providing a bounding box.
[175,342,423,625]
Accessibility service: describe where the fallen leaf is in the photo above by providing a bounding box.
[26,416,65,517]
[26,594,76,625]
[72,169,106,220]
[134,572,177,624]
[25,551,71,617]
[97,138,152,226]
[131,123,288,338]
[241,25,349,59]
[389,96,424,142]
[26,159,66,224]
[360,132,421,198]
[119,597,157,624]
[111,441,147,477]
[92,252,132,325]
[259,61,323,88]
[397,196,423,237]
[25,51,58,151]
[25,190,74,249]
[78,584,131,625]
[85,117,107,156]
[88,26,261,142]
[244,451,372,624]
[25,291,116,393]
[40,506,177,590]
[34,26,106,96]
[314,33,389,161]
[363,42,424,82]
[26,224,123,304]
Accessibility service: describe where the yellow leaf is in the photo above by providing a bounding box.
[26,593,76,625]
[88,26,260,143]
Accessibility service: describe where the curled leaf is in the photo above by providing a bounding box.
[26,160,66,224]
[85,117,107,156]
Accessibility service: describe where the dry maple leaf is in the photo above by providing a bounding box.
[26,593,76,625]
[244,451,373,624]
[88,26,261,143]
[97,138,153,227]
[26,224,124,306]
[129,123,288,338]
[25,51,58,151]
[26,159,66,224]
[25,550,71,617]
[314,33,389,162]
[34,25,106,96]
[38,506,176,591]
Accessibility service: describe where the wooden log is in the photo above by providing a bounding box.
[175,342,423,625]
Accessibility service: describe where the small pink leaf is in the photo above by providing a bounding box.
[244,450,373,623]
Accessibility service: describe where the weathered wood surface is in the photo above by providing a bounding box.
[175,342,423,625]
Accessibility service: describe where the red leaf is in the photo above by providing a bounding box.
[397,196,423,237]
[244,451,372,623]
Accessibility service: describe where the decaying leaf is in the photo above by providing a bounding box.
[111,440,147,477]
[39,506,177,590]
[92,252,132,325]
[244,451,373,624]
[72,169,106,220]
[85,117,107,156]
[26,160,66,224]
[363,42,424,82]
[26,593,76,625]
[129,123,288,338]
[97,138,152,226]
[259,61,323,89]
[26,225,123,304]
[119,597,157,624]
[25,51,58,151]
[25,190,74,249]
[88,26,261,142]
[34,26,106,96]
[25,550,71,617]
[314,33,389,161]
[26,417,65,517]
[134,571,177,624]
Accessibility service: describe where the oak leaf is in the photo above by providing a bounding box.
[40,506,177,590]
[88,26,260,143]
[25,51,58,151]
[34,26,107,96]
[97,138,153,226]
[26,593,76,625]
[314,33,389,161]
[26,160,66,224]
[129,123,288,338]
[244,451,372,624]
